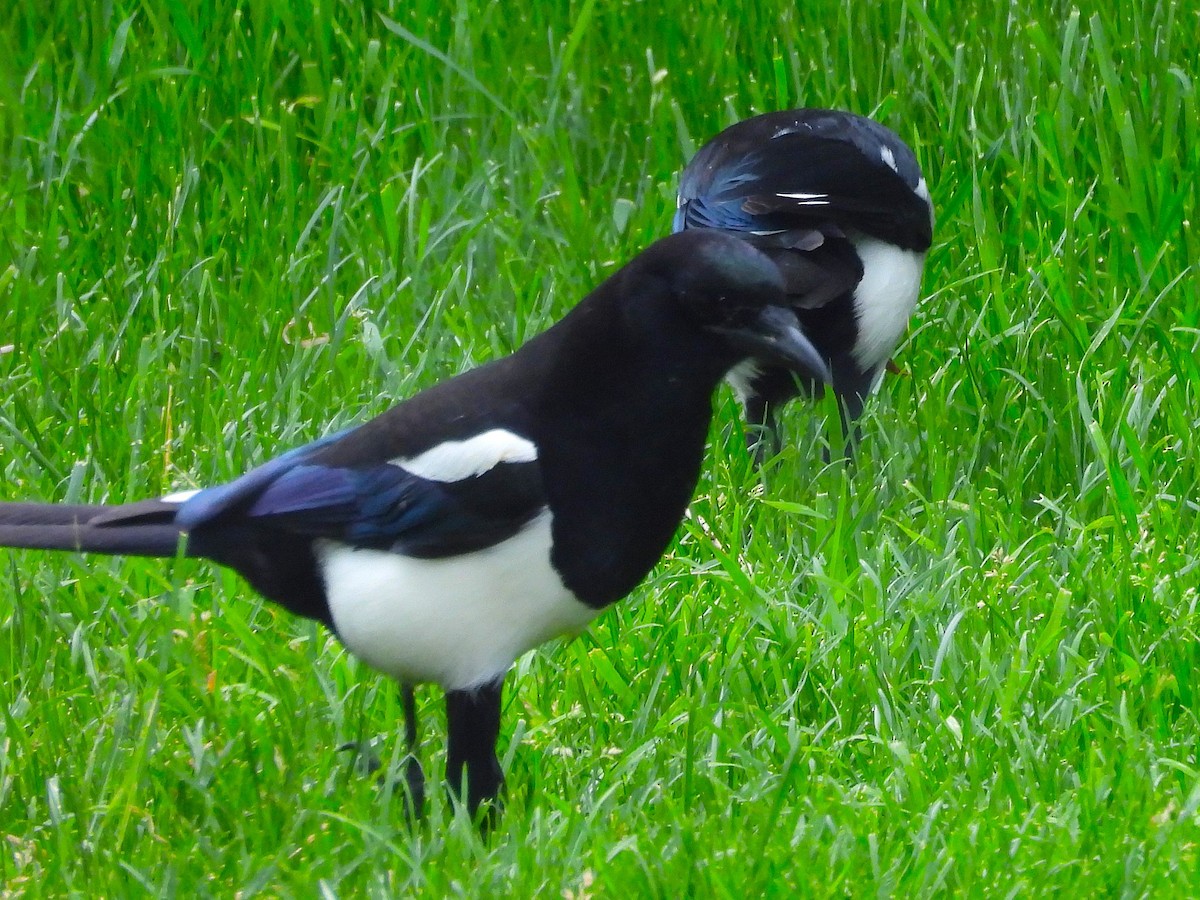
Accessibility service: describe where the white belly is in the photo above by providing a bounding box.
[315,511,598,691]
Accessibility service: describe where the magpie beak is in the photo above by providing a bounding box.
[713,306,832,386]
[674,107,934,458]
[0,229,827,825]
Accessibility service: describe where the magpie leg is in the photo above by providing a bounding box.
[399,681,426,817]
[830,395,864,462]
[742,396,781,465]
[828,358,875,462]
[336,683,425,818]
[445,675,505,826]
[337,741,384,777]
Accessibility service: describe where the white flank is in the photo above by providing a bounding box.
[851,237,926,370]
[317,510,597,690]
[880,145,898,172]
[724,359,762,405]
[161,489,202,504]
[393,429,538,482]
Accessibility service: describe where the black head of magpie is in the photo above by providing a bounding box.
[674,108,935,455]
[0,230,830,820]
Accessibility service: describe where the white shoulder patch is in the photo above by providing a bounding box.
[915,178,935,228]
[393,429,538,482]
[880,145,898,172]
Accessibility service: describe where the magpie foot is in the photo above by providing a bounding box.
[337,741,383,777]
[338,741,427,819]
[463,791,503,836]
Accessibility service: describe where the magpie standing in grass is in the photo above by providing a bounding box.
[0,230,831,820]
[674,108,935,455]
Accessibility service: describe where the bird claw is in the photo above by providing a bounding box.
[337,741,383,776]
[337,742,427,819]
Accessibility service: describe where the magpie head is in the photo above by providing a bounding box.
[626,230,832,385]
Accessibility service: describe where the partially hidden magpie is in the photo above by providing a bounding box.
[674,108,935,455]
[0,230,831,819]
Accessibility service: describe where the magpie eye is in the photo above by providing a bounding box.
[713,299,762,329]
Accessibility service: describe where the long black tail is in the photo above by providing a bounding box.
[0,499,188,557]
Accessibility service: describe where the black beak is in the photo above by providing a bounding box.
[716,307,832,385]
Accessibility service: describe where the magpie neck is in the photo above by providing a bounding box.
[520,287,737,420]
[513,290,738,608]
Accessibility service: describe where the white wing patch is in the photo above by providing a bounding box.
[851,237,926,369]
[161,489,202,504]
[318,510,597,691]
[393,429,537,483]
[880,145,898,172]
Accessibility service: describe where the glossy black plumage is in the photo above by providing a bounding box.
[674,108,935,453]
[0,230,829,819]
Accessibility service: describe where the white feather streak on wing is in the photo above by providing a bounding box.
[850,237,926,369]
[392,429,538,482]
[161,489,202,504]
[915,178,936,228]
[318,510,597,691]
[880,145,898,172]
[775,191,828,201]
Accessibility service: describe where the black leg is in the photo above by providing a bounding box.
[445,676,505,822]
[742,396,781,465]
[400,682,426,817]
[829,358,877,462]
[830,395,864,462]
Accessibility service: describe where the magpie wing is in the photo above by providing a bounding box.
[172,434,547,559]
[676,131,932,251]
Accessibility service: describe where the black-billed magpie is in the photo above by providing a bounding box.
[674,108,935,454]
[0,230,830,819]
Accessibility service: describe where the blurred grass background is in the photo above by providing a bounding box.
[1,0,1197,895]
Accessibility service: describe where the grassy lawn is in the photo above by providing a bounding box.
[1,0,1197,895]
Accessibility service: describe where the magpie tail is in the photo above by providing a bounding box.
[0,500,188,557]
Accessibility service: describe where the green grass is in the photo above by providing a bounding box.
[1,0,1198,895]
